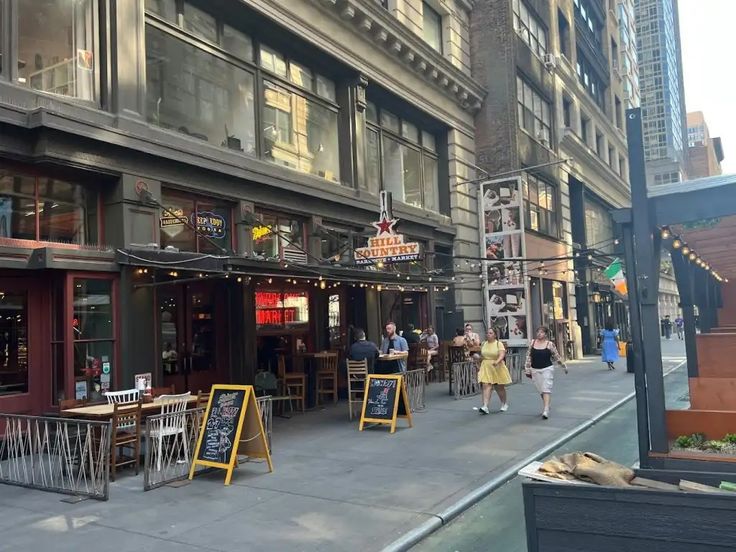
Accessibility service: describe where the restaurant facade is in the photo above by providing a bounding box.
[0,0,483,414]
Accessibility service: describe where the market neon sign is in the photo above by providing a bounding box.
[354,191,421,265]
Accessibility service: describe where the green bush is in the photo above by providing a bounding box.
[724,434,736,445]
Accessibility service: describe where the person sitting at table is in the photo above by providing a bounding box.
[425,326,439,368]
[451,328,467,348]
[348,328,379,371]
[404,324,420,345]
[380,322,409,372]
[464,323,481,347]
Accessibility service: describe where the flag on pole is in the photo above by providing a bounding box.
[604,258,628,297]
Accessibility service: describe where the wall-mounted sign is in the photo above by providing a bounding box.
[192,211,226,239]
[355,191,421,265]
[160,208,187,236]
[252,225,273,242]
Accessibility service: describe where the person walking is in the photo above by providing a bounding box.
[663,315,673,340]
[473,328,511,414]
[600,321,620,370]
[525,326,567,419]
[675,315,685,340]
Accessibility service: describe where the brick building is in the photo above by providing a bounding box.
[687,112,725,179]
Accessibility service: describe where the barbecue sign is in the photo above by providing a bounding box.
[355,191,421,265]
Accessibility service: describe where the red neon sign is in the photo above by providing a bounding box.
[256,308,298,326]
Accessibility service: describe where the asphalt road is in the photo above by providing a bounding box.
[413,342,688,552]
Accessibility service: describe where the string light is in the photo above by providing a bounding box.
[267,277,273,284]
[320,280,327,289]
[681,245,690,255]
[689,252,697,261]
[661,227,671,239]
[377,260,385,269]
[236,276,243,283]
[672,238,682,249]
[377,285,382,291]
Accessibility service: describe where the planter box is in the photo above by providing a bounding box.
[523,469,736,551]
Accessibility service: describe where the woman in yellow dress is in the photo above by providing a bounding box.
[475,328,511,414]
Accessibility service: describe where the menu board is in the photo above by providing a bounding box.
[359,374,412,433]
[479,177,530,347]
[196,387,246,465]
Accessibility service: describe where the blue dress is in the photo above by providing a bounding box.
[600,329,619,362]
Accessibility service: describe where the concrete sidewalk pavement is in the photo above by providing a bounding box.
[0,342,686,552]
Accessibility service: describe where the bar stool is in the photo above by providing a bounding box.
[315,352,339,405]
[278,354,306,413]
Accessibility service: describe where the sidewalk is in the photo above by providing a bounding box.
[1,343,686,552]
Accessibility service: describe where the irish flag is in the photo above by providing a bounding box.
[604,258,628,297]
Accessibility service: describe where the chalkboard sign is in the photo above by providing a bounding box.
[359,374,413,433]
[189,384,273,485]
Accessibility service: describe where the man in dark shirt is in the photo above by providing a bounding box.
[348,328,379,371]
[404,323,420,345]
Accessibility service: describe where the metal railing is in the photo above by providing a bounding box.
[507,350,526,384]
[403,369,426,412]
[452,361,481,399]
[0,414,111,500]
[143,397,273,491]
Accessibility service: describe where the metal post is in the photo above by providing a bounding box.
[626,108,668,453]
[672,250,698,378]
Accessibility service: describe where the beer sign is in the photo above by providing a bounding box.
[355,192,421,265]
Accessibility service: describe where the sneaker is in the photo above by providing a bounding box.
[478,405,490,415]
[542,410,549,420]
[500,403,509,412]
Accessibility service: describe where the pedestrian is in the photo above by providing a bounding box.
[473,328,511,414]
[675,315,684,339]
[525,326,567,420]
[380,322,409,372]
[464,323,481,347]
[663,315,673,340]
[600,320,619,370]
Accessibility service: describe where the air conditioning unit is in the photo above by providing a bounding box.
[543,54,557,70]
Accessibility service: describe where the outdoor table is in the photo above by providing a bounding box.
[375,351,408,374]
[61,396,198,419]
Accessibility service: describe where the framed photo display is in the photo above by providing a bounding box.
[479,177,530,347]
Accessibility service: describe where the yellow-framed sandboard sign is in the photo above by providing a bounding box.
[189,384,273,485]
[359,374,413,433]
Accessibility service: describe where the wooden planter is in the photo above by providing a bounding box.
[523,469,736,551]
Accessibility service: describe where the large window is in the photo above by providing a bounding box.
[17,0,97,101]
[365,102,440,211]
[255,290,309,329]
[512,0,547,58]
[160,189,233,254]
[576,49,606,109]
[0,292,29,397]
[516,76,551,144]
[251,211,306,263]
[422,2,443,53]
[523,174,558,237]
[584,197,614,253]
[145,26,256,155]
[0,168,98,245]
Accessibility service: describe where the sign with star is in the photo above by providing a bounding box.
[354,192,422,266]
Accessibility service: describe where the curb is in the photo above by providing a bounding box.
[382,360,686,552]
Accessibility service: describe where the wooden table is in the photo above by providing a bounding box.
[61,396,198,419]
[378,352,409,361]
[376,351,408,374]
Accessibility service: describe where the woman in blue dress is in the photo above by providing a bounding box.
[600,320,620,370]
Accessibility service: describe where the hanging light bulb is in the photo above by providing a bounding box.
[267,277,273,284]
[613,238,620,245]
[377,260,385,269]
[320,280,326,289]
[689,252,697,261]
[681,245,690,255]
[672,238,682,249]
[237,276,243,283]
[661,227,671,239]
[377,284,382,291]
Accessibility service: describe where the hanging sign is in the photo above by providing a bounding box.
[604,258,628,297]
[354,191,421,265]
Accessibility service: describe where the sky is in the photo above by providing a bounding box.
[678,0,736,173]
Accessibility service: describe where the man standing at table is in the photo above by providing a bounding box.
[348,328,380,371]
[380,322,409,372]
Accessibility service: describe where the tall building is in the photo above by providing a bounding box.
[687,112,725,179]
[472,0,633,356]
[0,0,484,415]
[635,0,688,186]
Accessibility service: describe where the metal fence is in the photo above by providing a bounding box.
[507,350,526,384]
[143,397,273,491]
[403,369,426,412]
[452,361,481,399]
[0,414,111,500]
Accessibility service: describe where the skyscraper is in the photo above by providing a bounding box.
[635,0,688,186]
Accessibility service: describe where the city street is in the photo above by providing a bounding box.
[413,340,688,552]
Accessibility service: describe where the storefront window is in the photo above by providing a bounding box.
[251,211,305,262]
[255,290,309,329]
[145,26,257,155]
[0,292,29,396]
[0,168,98,245]
[17,0,96,101]
[73,279,114,401]
[160,189,233,254]
[262,80,340,182]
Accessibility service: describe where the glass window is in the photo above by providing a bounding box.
[0,292,29,397]
[252,213,279,259]
[17,0,96,101]
[584,198,614,253]
[422,2,443,53]
[516,76,551,143]
[259,45,287,77]
[422,131,436,152]
[145,0,177,21]
[365,128,381,195]
[382,136,421,207]
[401,121,419,143]
[160,189,233,253]
[513,0,547,57]
[423,156,438,212]
[193,198,231,254]
[380,110,400,133]
[251,212,306,261]
[366,102,378,124]
[160,193,196,252]
[222,25,253,61]
[262,80,340,182]
[146,26,257,155]
[523,175,557,237]
[73,278,114,399]
[315,75,336,102]
[289,61,313,91]
[255,290,309,329]
[183,2,217,43]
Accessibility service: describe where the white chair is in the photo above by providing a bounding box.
[151,392,191,471]
[104,389,140,404]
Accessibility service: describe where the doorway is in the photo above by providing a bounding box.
[157,281,229,394]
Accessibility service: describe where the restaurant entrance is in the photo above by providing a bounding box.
[157,280,229,394]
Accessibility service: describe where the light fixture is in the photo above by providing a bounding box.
[267,277,273,284]
[614,238,620,245]
[672,238,682,249]
[237,276,243,283]
[661,227,671,239]
[320,280,326,289]
[681,245,690,255]
[377,260,385,269]
[689,252,697,261]
[377,284,382,291]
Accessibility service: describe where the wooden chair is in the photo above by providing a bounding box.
[432,341,449,383]
[277,354,306,412]
[151,392,191,472]
[110,401,142,481]
[346,359,368,421]
[196,389,211,408]
[407,344,419,371]
[415,343,430,383]
[315,352,339,406]
[104,389,140,404]
[151,384,175,398]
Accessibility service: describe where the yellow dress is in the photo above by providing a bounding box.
[478,340,512,385]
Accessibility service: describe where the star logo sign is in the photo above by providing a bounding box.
[372,214,398,236]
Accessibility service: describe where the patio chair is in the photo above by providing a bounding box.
[255,370,293,418]
[196,389,211,408]
[110,400,142,481]
[316,352,339,406]
[346,359,368,421]
[104,389,140,404]
[277,355,306,412]
[150,392,191,472]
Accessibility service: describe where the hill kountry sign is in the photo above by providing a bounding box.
[354,192,421,266]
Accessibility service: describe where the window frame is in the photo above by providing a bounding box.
[516,75,551,145]
[512,0,548,59]
[422,1,443,54]
[523,174,559,238]
[251,209,308,262]
[160,188,235,254]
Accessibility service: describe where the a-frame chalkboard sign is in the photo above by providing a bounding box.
[189,384,273,485]
[358,374,413,433]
